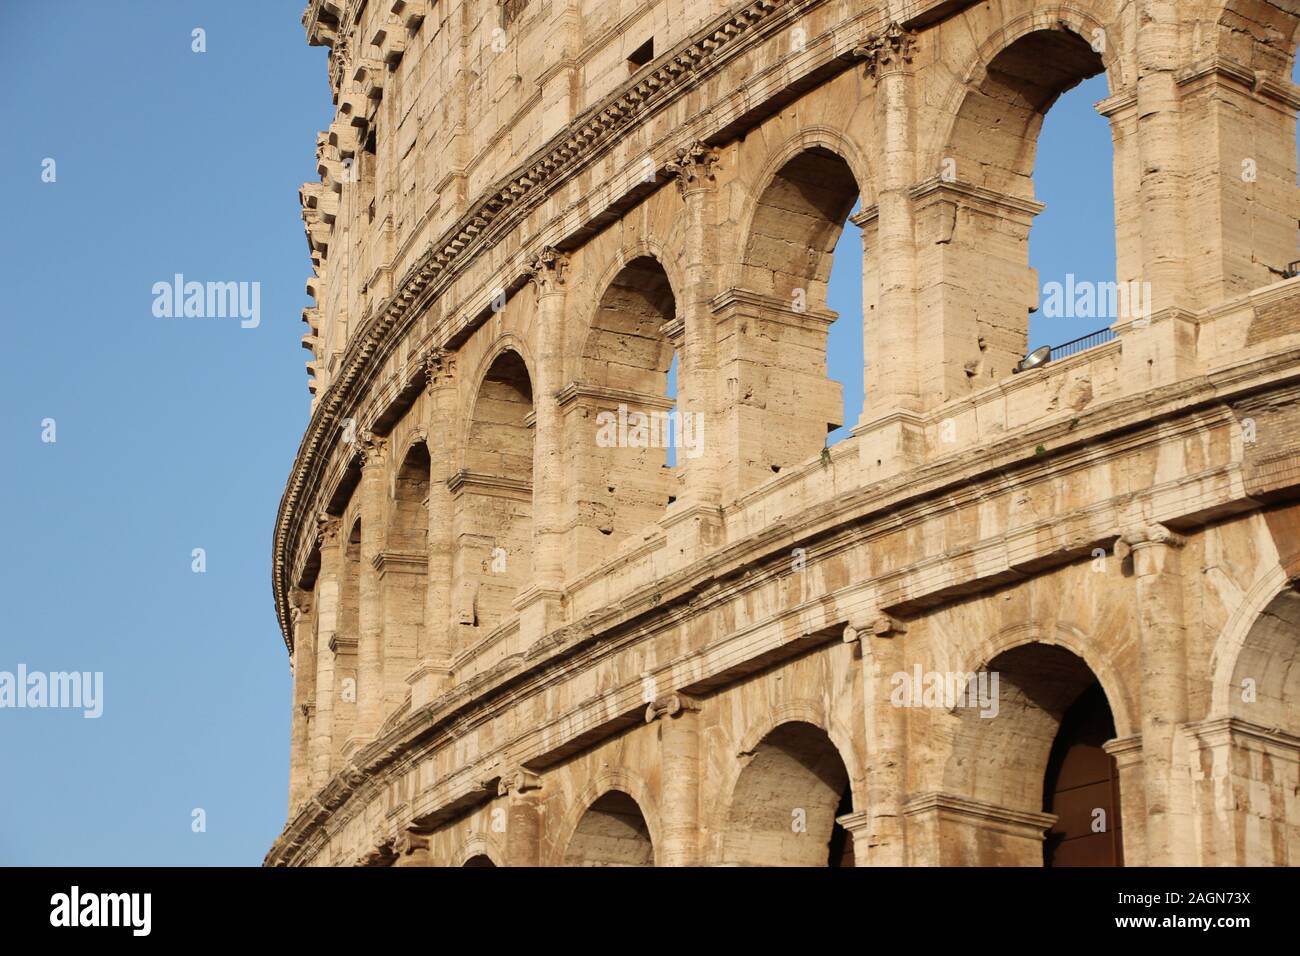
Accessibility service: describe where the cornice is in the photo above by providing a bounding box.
[1176,54,1300,111]
[903,792,1056,833]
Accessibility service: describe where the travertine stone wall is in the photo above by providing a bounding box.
[270,0,1300,867]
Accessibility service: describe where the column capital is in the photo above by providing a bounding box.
[393,828,432,859]
[525,245,570,299]
[424,347,457,392]
[665,141,719,196]
[497,767,542,797]
[852,22,917,78]
[843,613,908,644]
[289,587,314,622]
[315,512,342,548]
[358,430,388,467]
[644,692,701,723]
[1117,522,1185,555]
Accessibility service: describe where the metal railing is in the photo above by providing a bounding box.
[1048,326,1117,362]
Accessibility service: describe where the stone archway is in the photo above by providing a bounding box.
[562,790,655,867]
[721,721,855,866]
[569,255,679,562]
[723,146,860,490]
[1197,586,1300,864]
[453,349,534,634]
[939,643,1124,866]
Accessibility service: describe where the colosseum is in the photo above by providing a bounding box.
[267,0,1300,867]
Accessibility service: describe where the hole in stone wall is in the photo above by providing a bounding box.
[628,37,654,72]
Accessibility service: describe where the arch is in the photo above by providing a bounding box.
[1214,0,1300,81]
[720,719,857,866]
[1202,556,1300,865]
[733,126,875,293]
[949,622,1137,738]
[1208,554,1300,718]
[739,139,866,303]
[930,11,1122,190]
[583,236,688,338]
[939,641,1124,866]
[727,136,863,483]
[389,440,429,552]
[552,768,663,867]
[562,790,656,866]
[581,254,677,394]
[1225,587,1300,731]
[453,348,534,633]
[453,832,504,868]
[461,339,535,457]
[568,254,681,562]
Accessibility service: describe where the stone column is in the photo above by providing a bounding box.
[858,23,919,417]
[1103,733,1146,867]
[843,613,908,865]
[288,588,316,814]
[1119,2,1196,391]
[1135,0,1188,315]
[853,23,926,484]
[1118,522,1189,866]
[311,516,342,790]
[646,692,701,866]
[355,432,388,743]
[410,349,457,710]
[392,829,433,867]
[498,768,542,867]
[834,811,871,867]
[517,248,569,643]
[665,142,722,518]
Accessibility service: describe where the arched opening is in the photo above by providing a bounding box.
[1211,585,1300,863]
[1042,682,1123,866]
[463,854,496,868]
[328,518,362,762]
[722,721,854,866]
[826,205,864,447]
[341,518,361,638]
[381,441,429,711]
[942,643,1123,866]
[391,443,429,552]
[454,350,533,635]
[731,147,857,486]
[1028,73,1116,352]
[1231,588,1300,731]
[931,28,1110,397]
[563,790,655,866]
[573,256,678,565]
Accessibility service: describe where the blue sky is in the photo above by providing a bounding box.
[0,2,329,865]
[0,7,1281,866]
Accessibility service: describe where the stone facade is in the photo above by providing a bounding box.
[268,0,1300,866]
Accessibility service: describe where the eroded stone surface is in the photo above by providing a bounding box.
[272,0,1300,867]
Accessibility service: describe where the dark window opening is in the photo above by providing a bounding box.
[628,38,654,72]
